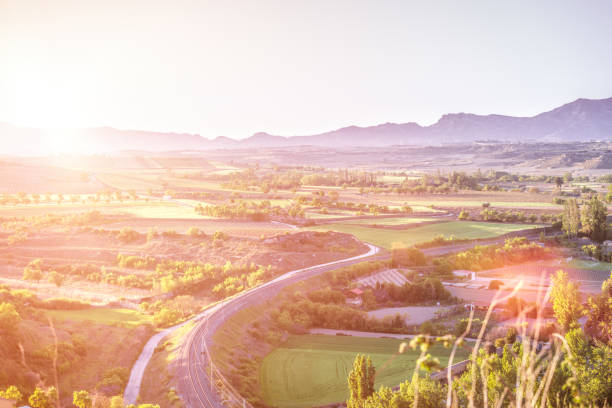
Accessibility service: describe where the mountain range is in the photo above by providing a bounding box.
[1,97,611,155]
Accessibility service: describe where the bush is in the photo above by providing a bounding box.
[488,280,503,290]
[391,247,426,267]
[117,228,140,243]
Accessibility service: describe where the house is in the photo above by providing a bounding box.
[346,288,364,306]
[453,270,476,280]
[349,288,363,297]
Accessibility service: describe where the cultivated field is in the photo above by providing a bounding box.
[306,221,541,249]
[260,334,469,408]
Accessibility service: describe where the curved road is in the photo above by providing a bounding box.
[124,243,383,405]
[126,227,544,406]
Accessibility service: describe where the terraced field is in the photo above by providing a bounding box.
[306,221,540,249]
[260,334,469,408]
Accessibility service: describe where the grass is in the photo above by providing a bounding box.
[567,259,612,271]
[45,308,152,328]
[341,217,439,226]
[306,221,540,249]
[140,321,196,407]
[260,334,469,408]
[211,306,264,371]
[397,200,561,209]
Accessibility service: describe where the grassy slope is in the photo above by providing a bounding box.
[306,221,540,249]
[260,334,469,408]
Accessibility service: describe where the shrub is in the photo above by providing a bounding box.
[391,246,426,267]
[187,227,201,237]
[488,280,503,290]
[117,228,140,243]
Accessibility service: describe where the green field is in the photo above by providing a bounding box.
[567,259,612,272]
[306,221,540,249]
[46,308,152,328]
[394,200,561,209]
[260,335,469,408]
[342,216,439,226]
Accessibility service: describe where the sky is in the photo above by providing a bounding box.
[1,0,612,139]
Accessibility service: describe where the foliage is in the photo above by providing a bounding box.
[551,270,583,332]
[391,246,426,267]
[73,390,93,408]
[0,302,21,333]
[584,273,612,344]
[347,354,376,408]
[452,237,549,271]
[562,197,580,237]
[580,195,608,243]
[28,386,57,408]
[0,385,22,402]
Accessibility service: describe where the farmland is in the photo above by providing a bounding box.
[260,334,469,408]
[45,307,153,328]
[306,221,541,249]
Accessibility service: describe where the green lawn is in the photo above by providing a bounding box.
[306,221,540,249]
[260,334,469,408]
[45,308,152,328]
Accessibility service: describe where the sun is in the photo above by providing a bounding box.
[41,128,85,155]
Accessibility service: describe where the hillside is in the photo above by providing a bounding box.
[2,97,611,154]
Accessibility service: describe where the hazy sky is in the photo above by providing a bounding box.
[1,0,611,139]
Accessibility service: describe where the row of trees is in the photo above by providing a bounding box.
[562,195,608,242]
[0,385,159,408]
[452,237,550,271]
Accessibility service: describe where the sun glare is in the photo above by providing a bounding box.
[41,128,84,155]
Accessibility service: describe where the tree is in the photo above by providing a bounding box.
[48,271,65,288]
[0,385,22,402]
[606,184,612,203]
[554,176,563,189]
[564,328,612,405]
[580,195,608,243]
[28,387,57,408]
[187,227,200,237]
[73,390,92,408]
[0,302,21,333]
[109,396,125,408]
[562,198,580,237]
[347,354,376,408]
[391,246,426,267]
[23,258,43,282]
[585,273,612,345]
[551,270,583,332]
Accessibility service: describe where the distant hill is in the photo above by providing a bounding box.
[1,97,611,154]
